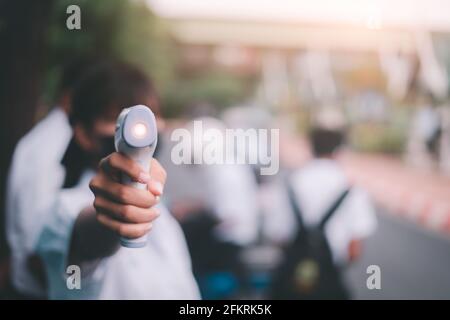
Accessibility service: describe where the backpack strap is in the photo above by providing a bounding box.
[285,176,307,232]
[318,188,351,230]
[285,175,352,231]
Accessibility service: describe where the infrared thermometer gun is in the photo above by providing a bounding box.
[114,105,157,248]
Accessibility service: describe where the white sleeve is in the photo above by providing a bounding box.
[6,153,63,254]
[35,177,94,298]
[344,187,378,239]
[325,187,378,264]
[260,181,297,244]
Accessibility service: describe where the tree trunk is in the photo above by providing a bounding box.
[0,0,54,273]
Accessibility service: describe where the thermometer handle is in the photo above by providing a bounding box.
[119,150,153,248]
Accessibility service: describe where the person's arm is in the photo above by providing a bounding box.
[68,152,166,265]
[68,206,119,265]
[347,239,362,262]
[345,188,377,264]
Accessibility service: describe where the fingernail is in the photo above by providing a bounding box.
[145,223,153,231]
[139,172,151,183]
[153,182,163,195]
[155,196,161,203]
[154,208,161,216]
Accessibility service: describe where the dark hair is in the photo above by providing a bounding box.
[70,60,158,128]
[309,128,345,157]
[57,55,101,98]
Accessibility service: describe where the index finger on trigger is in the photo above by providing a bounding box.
[149,159,167,186]
[108,152,150,184]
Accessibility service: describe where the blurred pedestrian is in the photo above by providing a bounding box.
[161,116,260,299]
[264,110,377,299]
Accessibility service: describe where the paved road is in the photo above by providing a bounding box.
[344,208,450,299]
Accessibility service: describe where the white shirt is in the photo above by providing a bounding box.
[161,150,259,245]
[160,129,260,246]
[201,164,260,245]
[6,108,72,296]
[36,171,200,300]
[262,159,377,263]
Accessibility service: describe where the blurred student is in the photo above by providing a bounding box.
[35,61,199,299]
[176,117,259,245]
[263,114,377,299]
[160,117,259,298]
[6,57,96,298]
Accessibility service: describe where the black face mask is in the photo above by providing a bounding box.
[61,135,116,189]
[98,135,116,160]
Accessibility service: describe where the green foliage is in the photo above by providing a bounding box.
[111,1,175,90]
[43,0,253,117]
[347,103,410,154]
[162,71,253,118]
[350,123,406,154]
[44,0,174,103]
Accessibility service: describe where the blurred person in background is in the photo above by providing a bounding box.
[5,56,98,298]
[408,95,442,167]
[35,60,199,299]
[222,105,274,185]
[160,116,260,299]
[263,109,377,299]
[413,101,442,161]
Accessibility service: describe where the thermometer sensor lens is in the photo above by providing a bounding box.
[132,122,147,139]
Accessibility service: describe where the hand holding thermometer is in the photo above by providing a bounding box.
[114,105,157,248]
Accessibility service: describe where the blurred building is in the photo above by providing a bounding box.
[149,0,450,170]
[149,0,449,104]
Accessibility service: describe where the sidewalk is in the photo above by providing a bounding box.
[338,152,450,234]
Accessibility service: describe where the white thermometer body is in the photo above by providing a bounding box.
[114,105,157,248]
